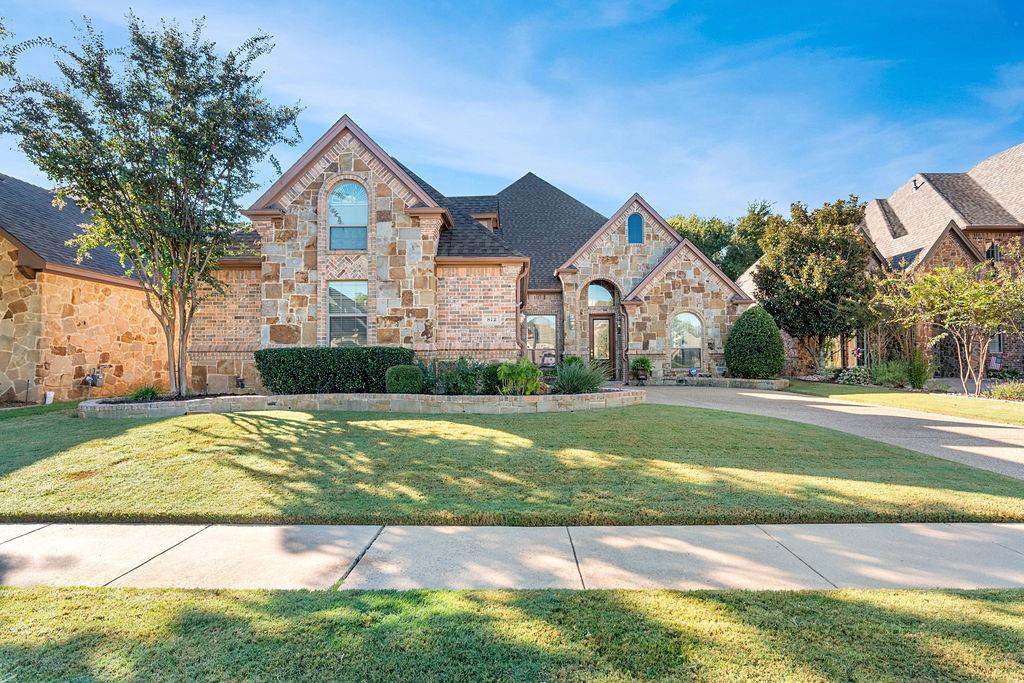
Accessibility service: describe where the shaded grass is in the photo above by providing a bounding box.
[0,404,1021,525]
[0,587,1022,682]
[0,400,79,422]
[787,380,1024,426]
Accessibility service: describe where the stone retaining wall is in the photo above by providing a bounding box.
[78,388,646,418]
[664,377,790,390]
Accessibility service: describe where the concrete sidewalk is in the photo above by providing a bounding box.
[645,386,1024,480]
[1,522,1022,591]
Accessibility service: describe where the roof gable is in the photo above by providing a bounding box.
[624,238,752,304]
[556,193,681,274]
[246,115,438,213]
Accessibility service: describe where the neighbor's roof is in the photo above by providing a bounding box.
[0,172,127,278]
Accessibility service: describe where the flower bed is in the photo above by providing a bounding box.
[77,387,646,418]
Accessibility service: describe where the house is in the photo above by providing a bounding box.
[738,143,1024,375]
[1,115,754,400]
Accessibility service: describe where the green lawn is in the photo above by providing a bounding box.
[1,404,1021,525]
[787,380,1024,426]
[1,587,1021,682]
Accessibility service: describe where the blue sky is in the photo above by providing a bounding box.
[2,0,1023,219]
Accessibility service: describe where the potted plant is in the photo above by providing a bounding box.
[630,356,653,385]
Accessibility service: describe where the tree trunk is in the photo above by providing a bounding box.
[162,324,179,396]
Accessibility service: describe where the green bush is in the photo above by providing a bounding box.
[497,359,543,395]
[724,306,785,379]
[907,348,931,390]
[479,363,503,395]
[385,365,425,394]
[630,356,653,378]
[870,360,909,387]
[988,368,1023,381]
[254,346,415,395]
[553,361,606,394]
[560,355,584,367]
[431,358,483,395]
[129,385,160,402]
[990,381,1024,401]
[836,367,871,385]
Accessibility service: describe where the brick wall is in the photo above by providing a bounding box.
[189,267,263,393]
[434,262,521,359]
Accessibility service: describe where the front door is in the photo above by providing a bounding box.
[589,315,615,379]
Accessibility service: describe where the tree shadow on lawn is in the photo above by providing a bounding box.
[1,587,1022,681]
[1,405,1021,525]
[208,408,1024,526]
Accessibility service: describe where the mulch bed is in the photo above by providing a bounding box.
[99,393,237,405]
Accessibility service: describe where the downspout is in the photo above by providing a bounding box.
[515,263,528,358]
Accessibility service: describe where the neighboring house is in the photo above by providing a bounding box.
[0,116,754,399]
[738,143,1024,375]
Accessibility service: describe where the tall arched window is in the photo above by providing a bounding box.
[328,182,368,250]
[987,241,1002,262]
[627,212,643,244]
[670,312,703,369]
[587,282,614,306]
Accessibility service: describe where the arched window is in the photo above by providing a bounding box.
[670,312,703,369]
[627,212,643,244]
[587,282,614,307]
[986,241,1002,262]
[328,182,368,250]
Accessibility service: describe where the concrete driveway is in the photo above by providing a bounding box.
[645,386,1024,480]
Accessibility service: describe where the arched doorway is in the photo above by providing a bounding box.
[582,280,622,380]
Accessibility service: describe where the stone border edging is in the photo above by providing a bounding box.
[77,388,646,418]
[670,377,790,390]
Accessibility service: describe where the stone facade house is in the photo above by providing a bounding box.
[738,143,1024,375]
[1,116,755,398]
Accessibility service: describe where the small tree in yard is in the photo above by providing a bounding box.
[753,196,872,372]
[0,16,300,395]
[875,262,1024,396]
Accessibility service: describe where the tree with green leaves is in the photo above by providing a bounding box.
[0,15,301,396]
[667,200,778,280]
[875,261,1024,395]
[753,196,872,371]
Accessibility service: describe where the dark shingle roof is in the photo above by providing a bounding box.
[390,159,524,259]
[922,173,1020,226]
[889,248,923,271]
[447,195,498,214]
[0,172,127,278]
[877,198,907,238]
[496,173,608,289]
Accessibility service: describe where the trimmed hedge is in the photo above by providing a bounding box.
[385,365,425,394]
[254,346,415,395]
[724,306,785,379]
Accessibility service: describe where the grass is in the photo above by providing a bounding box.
[0,399,78,422]
[0,404,1021,525]
[0,587,1022,681]
[786,380,1024,426]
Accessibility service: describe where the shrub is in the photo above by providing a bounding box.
[432,358,483,395]
[630,356,653,378]
[254,346,415,395]
[129,385,160,402]
[497,359,543,395]
[724,306,785,379]
[553,360,606,394]
[385,365,424,394]
[560,355,584,367]
[990,381,1024,401]
[836,367,871,385]
[479,362,503,395]
[870,360,909,387]
[988,368,1023,381]
[907,348,931,390]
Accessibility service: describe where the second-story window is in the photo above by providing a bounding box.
[328,182,368,250]
[986,241,1002,262]
[627,212,644,244]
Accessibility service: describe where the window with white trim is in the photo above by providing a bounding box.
[328,182,368,250]
[328,281,368,346]
[990,332,1004,355]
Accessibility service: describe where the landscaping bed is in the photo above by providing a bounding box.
[1,587,1021,681]
[2,403,1021,525]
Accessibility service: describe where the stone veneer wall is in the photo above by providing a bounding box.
[252,130,440,352]
[0,234,42,401]
[560,201,678,372]
[433,262,522,360]
[625,244,747,381]
[31,272,166,401]
[189,267,263,393]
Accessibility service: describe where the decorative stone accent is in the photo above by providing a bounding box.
[78,387,646,418]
